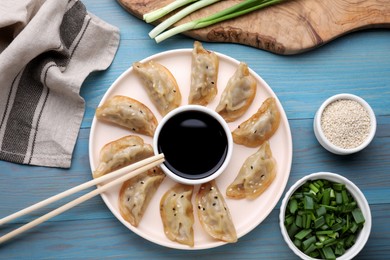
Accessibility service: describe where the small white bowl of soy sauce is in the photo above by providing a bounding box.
[153,105,233,185]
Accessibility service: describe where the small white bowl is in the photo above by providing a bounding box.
[153,105,233,185]
[313,93,376,155]
[279,172,372,260]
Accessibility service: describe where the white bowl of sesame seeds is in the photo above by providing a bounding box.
[313,93,376,155]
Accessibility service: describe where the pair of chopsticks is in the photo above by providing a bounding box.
[0,153,165,244]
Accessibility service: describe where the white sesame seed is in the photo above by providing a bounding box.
[320,99,371,149]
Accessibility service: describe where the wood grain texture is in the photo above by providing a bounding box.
[118,0,390,54]
[0,0,389,258]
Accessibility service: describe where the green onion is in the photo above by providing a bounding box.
[350,221,359,233]
[293,238,302,248]
[303,236,316,250]
[322,188,331,205]
[295,229,312,240]
[309,183,319,194]
[316,206,326,217]
[314,216,325,229]
[295,214,303,228]
[147,0,221,39]
[284,179,366,259]
[335,243,346,256]
[285,214,294,226]
[287,223,300,237]
[146,0,287,43]
[143,0,198,23]
[304,242,317,255]
[352,208,365,224]
[336,192,343,205]
[304,195,314,210]
[289,198,298,214]
[322,246,336,260]
[342,189,349,204]
[316,230,335,236]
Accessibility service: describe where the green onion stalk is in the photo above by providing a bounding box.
[143,0,199,23]
[143,0,287,43]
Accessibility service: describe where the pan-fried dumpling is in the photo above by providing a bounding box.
[196,180,237,243]
[119,166,165,227]
[232,97,281,147]
[189,41,219,106]
[226,141,277,199]
[160,183,194,247]
[216,62,257,122]
[93,135,153,178]
[133,60,181,116]
[96,95,158,137]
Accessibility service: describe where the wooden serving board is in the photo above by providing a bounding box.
[118,0,390,55]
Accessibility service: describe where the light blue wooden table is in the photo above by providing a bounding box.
[1,0,389,259]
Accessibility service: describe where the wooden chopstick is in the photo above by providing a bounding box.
[0,153,165,244]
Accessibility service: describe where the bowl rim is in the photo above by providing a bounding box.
[153,104,234,185]
[313,93,376,155]
[279,172,372,260]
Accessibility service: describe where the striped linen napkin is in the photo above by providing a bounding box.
[0,0,120,168]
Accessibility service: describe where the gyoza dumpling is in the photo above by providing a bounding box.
[189,41,219,106]
[93,135,153,178]
[160,183,194,247]
[133,60,181,116]
[196,180,237,243]
[226,141,277,199]
[119,166,165,227]
[232,97,281,147]
[216,62,257,122]
[96,95,158,137]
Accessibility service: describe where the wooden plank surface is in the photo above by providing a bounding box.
[118,0,390,54]
[0,0,390,258]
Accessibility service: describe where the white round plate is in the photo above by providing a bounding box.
[89,48,293,250]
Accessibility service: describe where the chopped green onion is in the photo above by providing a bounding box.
[304,243,317,255]
[293,238,302,248]
[316,206,326,217]
[323,237,337,246]
[309,183,319,194]
[314,216,325,229]
[342,189,349,204]
[289,198,298,214]
[350,221,359,233]
[352,208,365,224]
[333,183,345,192]
[295,214,303,228]
[152,0,287,43]
[302,236,316,250]
[305,214,312,229]
[336,192,343,205]
[287,223,300,237]
[322,246,336,260]
[295,229,312,240]
[335,243,346,256]
[345,234,356,247]
[322,188,331,205]
[284,214,294,226]
[284,179,366,259]
[304,195,314,210]
[316,230,335,236]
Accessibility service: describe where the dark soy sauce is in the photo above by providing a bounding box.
[157,111,228,180]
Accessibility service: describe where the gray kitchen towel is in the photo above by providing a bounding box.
[0,0,120,168]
